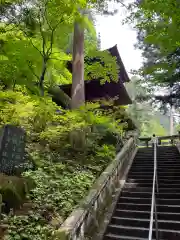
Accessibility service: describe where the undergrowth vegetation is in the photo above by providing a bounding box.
[0,90,125,239]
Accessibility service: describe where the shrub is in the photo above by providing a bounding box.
[0,90,124,239]
[0,90,58,136]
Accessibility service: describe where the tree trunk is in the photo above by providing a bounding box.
[49,86,71,109]
[71,22,85,109]
[39,61,47,96]
[12,79,16,91]
[170,104,174,136]
[70,21,85,151]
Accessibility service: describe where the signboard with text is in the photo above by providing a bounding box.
[0,125,26,175]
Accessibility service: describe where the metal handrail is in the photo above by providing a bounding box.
[138,133,180,147]
[148,136,159,240]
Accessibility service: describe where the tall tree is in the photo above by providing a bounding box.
[71,20,85,108]
[70,0,128,108]
[70,6,93,109]
[126,76,168,136]
[0,0,84,95]
[126,0,180,112]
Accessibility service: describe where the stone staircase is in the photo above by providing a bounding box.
[103,146,180,239]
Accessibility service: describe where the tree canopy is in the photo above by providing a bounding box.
[123,1,180,129]
[0,0,122,97]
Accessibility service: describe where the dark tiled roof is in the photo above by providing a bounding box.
[66,44,130,83]
[54,45,131,106]
[108,45,130,83]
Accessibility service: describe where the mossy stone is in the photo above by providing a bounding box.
[0,174,34,213]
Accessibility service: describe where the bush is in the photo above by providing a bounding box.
[0,90,124,239]
[0,90,58,136]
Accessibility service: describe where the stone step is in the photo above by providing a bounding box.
[114,209,180,221]
[135,156,180,160]
[104,233,152,240]
[102,146,180,240]
[128,172,180,177]
[135,153,179,156]
[124,183,180,188]
[130,166,180,170]
[126,178,180,184]
[111,217,180,231]
[105,224,149,238]
[118,197,180,205]
[123,186,180,193]
[118,196,152,204]
[121,191,180,199]
[117,202,180,213]
[130,168,180,172]
[105,224,180,239]
[133,159,180,163]
[131,163,180,167]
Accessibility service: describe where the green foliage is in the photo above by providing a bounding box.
[0,2,119,95]
[0,25,41,89]
[141,118,167,137]
[126,76,167,137]
[127,0,180,106]
[0,90,123,239]
[128,0,180,53]
[0,90,58,135]
[0,23,72,91]
[0,0,88,93]
[24,164,95,217]
[85,49,119,83]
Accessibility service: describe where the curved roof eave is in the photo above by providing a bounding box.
[108,44,130,83]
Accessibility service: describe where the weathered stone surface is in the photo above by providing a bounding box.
[0,173,33,213]
[55,137,137,240]
[0,125,26,175]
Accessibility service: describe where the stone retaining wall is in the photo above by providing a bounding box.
[55,137,137,240]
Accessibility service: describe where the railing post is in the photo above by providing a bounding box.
[154,197,159,240]
[153,135,159,193]
[158,138,161,145]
